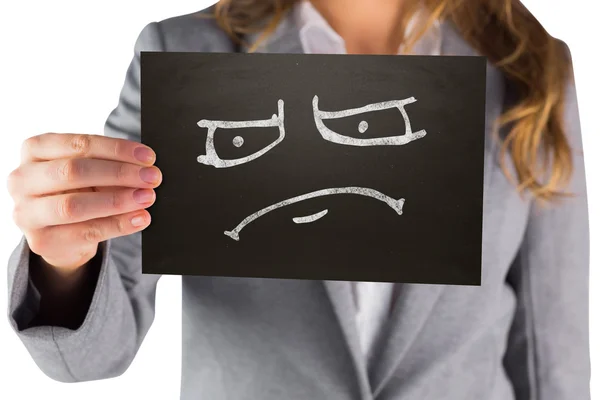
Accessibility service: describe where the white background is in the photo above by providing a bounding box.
[0,1,597,398]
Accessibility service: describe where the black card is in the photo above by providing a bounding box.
[140,52,486,285]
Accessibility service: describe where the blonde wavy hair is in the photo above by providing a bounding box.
[211,0,574,201]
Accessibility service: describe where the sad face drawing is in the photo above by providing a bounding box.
[142,53,485,283]
[196,96,427,241]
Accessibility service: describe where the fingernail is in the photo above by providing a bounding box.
[133,189,155,204]
[140,167,160,184]
[134,146,155,163]
[131,213,148,227]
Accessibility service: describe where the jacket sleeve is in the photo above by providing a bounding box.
[6,22,164,382]
[503,47,591,399]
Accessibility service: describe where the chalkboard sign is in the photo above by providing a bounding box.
[140,52,486,285]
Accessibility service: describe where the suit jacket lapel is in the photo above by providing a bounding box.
[242,14,373,400]
[368,284,445,396]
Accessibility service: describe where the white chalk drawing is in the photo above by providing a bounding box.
[358,120,369,134]
[197,99,285,168]
[232,136,244,148]
[293,209,329,224]
[312,95,427,146]
[224,187,404,241]
[195,96,428,239]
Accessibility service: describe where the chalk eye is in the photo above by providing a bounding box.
[312,95,426,147]
[197,100,285,168]
[232,136,244,148]
[358,120,369,134]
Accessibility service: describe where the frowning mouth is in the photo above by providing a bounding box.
[224,187,405,241]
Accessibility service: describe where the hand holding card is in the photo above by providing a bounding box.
[8,133,161,270]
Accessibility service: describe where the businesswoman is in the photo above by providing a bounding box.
[7,0,590,399]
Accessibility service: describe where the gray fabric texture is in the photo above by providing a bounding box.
[7,6,590,400]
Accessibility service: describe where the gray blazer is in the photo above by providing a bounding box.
[7,7,590,400]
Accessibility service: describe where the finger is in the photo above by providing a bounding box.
[26,209,151,265]
[15,188,156,229]
[14,158,162,196]
[21,133,156,166]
